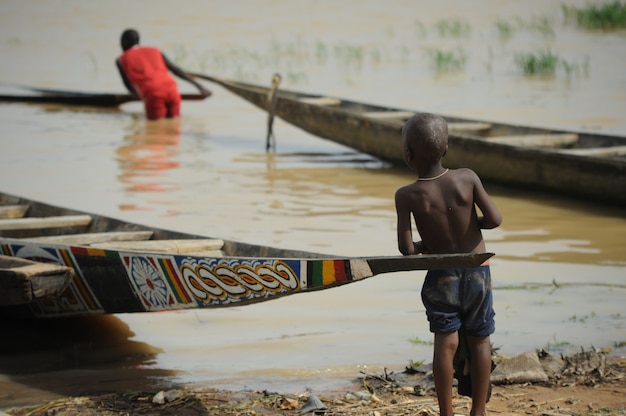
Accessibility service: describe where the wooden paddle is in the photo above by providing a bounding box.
[366,252,493,275]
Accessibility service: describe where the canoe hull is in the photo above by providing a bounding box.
[0,237,490,318]
[0,192,491,318]
[0,85,207,107]
[196,75,626,206]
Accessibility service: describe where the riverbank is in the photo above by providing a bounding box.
[4,352,625,416]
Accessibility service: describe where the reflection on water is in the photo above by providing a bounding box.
[116,118,182,195]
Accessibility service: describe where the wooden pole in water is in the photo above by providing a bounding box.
[266,73,281,151]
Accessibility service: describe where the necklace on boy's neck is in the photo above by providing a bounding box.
[417,168,449,181]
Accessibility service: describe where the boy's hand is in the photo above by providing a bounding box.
[414,241,429,254]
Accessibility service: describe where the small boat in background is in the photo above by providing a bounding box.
[192,73,626,207]
[0,84,207,107]
[0,192,490,319]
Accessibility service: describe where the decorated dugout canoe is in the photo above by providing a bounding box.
[0,255,74,306]
[191,73,626,207]
[0,192,492,319]
[0,84,207,107]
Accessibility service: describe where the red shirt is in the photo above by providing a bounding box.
[118,46,179,99]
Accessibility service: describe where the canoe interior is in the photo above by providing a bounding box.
[0,193,323,259]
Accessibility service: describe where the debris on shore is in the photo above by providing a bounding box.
[4,349,625,416]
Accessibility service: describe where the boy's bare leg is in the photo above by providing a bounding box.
[433,332,459,416]
[467,335,491,416]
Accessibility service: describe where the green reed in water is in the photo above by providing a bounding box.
[170,17,588,85]
[515,50,577,76]
[408,359,425,368]
[427,48,467,73]
[494,15,555,40]
[408,336,434,346]
[528,16,556,37]
[542,334,574,352]
[436,18,471,37]
[495,19,515,39]
[563,1,626,29]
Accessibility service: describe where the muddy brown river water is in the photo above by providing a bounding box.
[1,0,625,409]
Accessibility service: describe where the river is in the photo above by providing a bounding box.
[0,0,625,409]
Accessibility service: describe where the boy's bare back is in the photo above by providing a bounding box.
[395,113,501,256]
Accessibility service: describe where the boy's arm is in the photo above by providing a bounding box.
[472,173,502,229]
[161,53,212,97]
[116,59,138,96]
[395,189,427,255]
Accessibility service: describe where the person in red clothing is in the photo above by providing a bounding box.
[116,29,210,120]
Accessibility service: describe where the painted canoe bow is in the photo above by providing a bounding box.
[0,192,492,318]
[191,73,626,207]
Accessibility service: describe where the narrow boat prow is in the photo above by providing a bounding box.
[0,192,491,319]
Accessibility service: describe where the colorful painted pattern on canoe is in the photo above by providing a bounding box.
[1,239,370,316]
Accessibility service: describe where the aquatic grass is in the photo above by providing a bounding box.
[333,43,366,68]
[427,48,467,73]
[413,20,428,37]
[172,34,471,85]
[268,36,309,63]
[515,50,563,76]
[232,65,260,83]
[495,19,515,39]
[543,335,574,352]
[568,311,596,323]
[369,48,382,65]
[436,18,471,37]
[562,1,626,29]
[315,41,328,65]
[408,336,434,346]
[408,359,425,367]
[285,72,308,84]
[493,16,555,40]
[528,16,556,38]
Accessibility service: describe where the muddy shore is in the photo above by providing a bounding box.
[4,352,625,416]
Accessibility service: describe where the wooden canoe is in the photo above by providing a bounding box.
[0,84,207,107]
[0,255,74,306]
[0,192,492,318]
[191,73,626,207]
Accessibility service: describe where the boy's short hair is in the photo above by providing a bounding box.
[121,29,140,51]
[403,112,448,161]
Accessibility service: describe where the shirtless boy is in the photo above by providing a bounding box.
[394,113,502,416]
